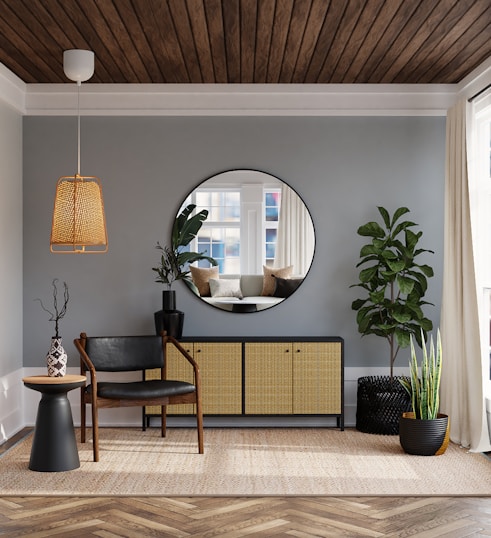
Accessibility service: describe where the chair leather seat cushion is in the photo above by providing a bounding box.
[89,380,196,400]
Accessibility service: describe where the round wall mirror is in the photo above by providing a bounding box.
[179,169,315,312]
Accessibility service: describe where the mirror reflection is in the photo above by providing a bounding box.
[179,170,315,312]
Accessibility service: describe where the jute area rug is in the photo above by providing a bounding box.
[1,428,490,496]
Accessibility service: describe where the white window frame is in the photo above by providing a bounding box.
[184,173,282,274]
[264,187,282,267]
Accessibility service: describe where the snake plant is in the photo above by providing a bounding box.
[399,329,442,420]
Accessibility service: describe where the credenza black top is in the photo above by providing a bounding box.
[177,336,344,343]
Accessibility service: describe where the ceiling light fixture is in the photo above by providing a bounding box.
[50,49,108,253]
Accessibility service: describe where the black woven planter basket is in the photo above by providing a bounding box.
[356,375,411,435]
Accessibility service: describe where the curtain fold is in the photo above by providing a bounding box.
[274,185,315,275]
[440,98,491,452]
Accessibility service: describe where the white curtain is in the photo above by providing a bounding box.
[440,98,491,452]
[274,185,315,275]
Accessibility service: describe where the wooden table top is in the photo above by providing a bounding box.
[22,374,86,385]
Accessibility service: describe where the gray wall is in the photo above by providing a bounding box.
[23,115,445,372]
[0,100,22,377]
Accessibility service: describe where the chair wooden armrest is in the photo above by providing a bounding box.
[163,333,201,385]
[75,332,97,382]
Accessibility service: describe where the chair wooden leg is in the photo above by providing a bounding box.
[196,398,204,454]
[91,403,99,462]
[161,405,167,438]
[80,396,86,443]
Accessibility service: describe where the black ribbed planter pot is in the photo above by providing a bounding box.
[356,376,411,435]
[399,412,449,456]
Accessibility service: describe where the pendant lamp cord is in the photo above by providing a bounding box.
[77,80,81,176]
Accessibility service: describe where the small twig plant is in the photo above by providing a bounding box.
[35,278,69,338]
[399,329,442,420]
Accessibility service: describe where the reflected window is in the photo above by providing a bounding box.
[264,189,281,267]
[195,190,240,222]
[178,170,314,283]
[197,227,240,273]
[182,186,283,274]
[187,189,241,273]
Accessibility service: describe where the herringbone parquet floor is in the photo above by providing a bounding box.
[0,495,490,537]
[1,430,490,537]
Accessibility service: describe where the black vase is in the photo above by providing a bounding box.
[154,290,184,339]
[162,290,176,311]
[399,412,449,456]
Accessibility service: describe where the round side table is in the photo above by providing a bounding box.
[22,374,86,472]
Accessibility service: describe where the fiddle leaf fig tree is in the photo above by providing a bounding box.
[153,203,217,289]
[351,206,434,378]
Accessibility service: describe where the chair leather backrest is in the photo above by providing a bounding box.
[84,335,163,372]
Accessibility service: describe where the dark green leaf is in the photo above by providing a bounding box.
[173,205,210,248]
[369,290,385,304]
[392,311,412,323]
[360,244,380,257]
[357,222,385,238]
[395,329,411,348]
[387,259,405,272]
[397,274,415,294]
[359,266,378,283]
[378,206,391,228]
[391,207,411,225]
[418,264,434,277]
[392,220,416,239]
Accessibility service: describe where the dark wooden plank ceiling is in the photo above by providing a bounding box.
[0,0,490,85]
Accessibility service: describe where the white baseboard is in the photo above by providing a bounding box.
[0,369,25,442]
[1,366,406,441]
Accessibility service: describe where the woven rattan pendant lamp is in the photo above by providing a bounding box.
[50,49,108,253]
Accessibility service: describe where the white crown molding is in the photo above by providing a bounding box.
[10,57,491,116]
[457,56,491,102]
[0,62,26,113]
[23,82,457,116]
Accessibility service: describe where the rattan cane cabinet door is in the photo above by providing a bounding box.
[244,342,293,414]
[145,344,195,415]
[146,342,242,416]
[292,342,342,414]
[193,342,242,414]
[167,343,196,414]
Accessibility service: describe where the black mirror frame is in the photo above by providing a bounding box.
[177,168,316,313]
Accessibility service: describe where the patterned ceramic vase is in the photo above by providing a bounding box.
[46,337,67,377]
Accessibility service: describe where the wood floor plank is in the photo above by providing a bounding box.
[0,496,490,536]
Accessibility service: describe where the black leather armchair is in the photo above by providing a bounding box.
[74,332,204,461]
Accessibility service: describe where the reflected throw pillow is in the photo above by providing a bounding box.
[272,277,303,298]
[190,266,219,297]
[209,278,243,298]
[261,265,293,296]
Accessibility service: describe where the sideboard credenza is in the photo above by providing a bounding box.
[144,336,344,429]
